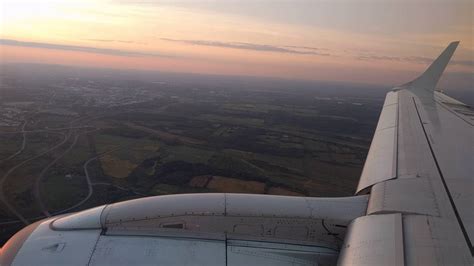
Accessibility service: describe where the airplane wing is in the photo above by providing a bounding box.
[1,42,472,265]
[338,41,474,265]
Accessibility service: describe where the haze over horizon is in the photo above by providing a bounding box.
[1,0,473,89]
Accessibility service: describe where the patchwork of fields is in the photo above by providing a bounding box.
[0,65,386,244]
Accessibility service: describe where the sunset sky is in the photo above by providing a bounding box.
[1,0,473,88]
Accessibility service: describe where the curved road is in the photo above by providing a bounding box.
[46,146,123,216]
[35,131,78,216]
[33,115,97,216]
[0,133,68,225]
[0,120,27,162]
[0,126,94,134]
[1,112,152,225]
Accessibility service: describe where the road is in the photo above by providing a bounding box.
[34,115,101,217]
[50,146,123,215]
[0,112,147,225]
[0,132,68,225]
[34,131,78,216]
[0,120,27,162]
[0,126,95,134]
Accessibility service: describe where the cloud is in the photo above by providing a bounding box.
[85,38,120,43]
[452,60,474,67]
[356,54,473,67]
[161,38,331,56]
[0,39,169,58]
[356,54,429,63]
[85,38,143,44]
[284,45,330,52]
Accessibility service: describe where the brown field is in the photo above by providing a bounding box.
[100,154,137,178]
[189,175,212,188]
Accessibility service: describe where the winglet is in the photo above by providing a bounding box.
[406,41,459,91]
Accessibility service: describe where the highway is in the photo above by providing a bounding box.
[0,132,68,225]
[35,131,78,216]
[0,112,150,226]
[0,120,27,162]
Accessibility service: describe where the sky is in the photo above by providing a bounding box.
[0,0,473,88]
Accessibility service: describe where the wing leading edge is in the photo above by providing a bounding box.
[339,42,474,265]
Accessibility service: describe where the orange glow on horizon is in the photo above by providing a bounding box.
[1,0,472,87]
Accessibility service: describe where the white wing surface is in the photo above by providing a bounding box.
[339,41,474,265]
